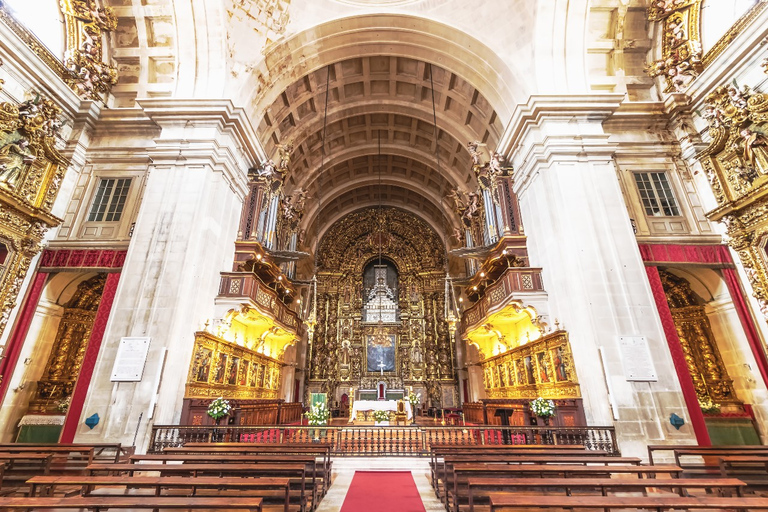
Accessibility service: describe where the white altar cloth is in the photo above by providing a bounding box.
[349,400,412,422]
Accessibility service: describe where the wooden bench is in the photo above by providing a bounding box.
[0,495,262,510]
[0,453,54,495]
[87,462,310,512]
[131,453,327,502]
[718,455,768,491]
[648,444,768,465]
[488,493,768,511]
[27,475,292,512]
[465,477,746,512]
[0,443,133,463]
[0,445,96,474]
[171,443,332,497]
[429,446,608,492]
[436,455,641,506]
[449,463,683,512]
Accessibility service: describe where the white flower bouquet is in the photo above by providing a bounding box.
[530,397,556,418]
[372,410,390,423]
[406,392,421,406]
[305,402,330,426]
[698,397,720,414]
[56,396,71,414]
[207,397,232,420]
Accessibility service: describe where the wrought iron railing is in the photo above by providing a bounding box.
[149,425,619,455]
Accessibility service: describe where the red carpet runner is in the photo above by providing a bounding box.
[340,471,426,512]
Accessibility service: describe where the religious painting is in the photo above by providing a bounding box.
[515,359,525,385]
[213,353,228,384]
[366,334,395,372]
[238,360,249,386]
[536,352,550,383]
[524,355,535,384]
[195,348,212,382]
[497,364,506,387]
[248,364,257,387]
[552,346,568,382]
[227,357,239,385]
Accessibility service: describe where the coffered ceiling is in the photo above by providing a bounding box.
[257,55,504,244]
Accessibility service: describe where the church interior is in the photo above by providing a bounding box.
[1,0,768,510]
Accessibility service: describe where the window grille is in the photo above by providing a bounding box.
[633,172,680,217]
[87,178,131,222]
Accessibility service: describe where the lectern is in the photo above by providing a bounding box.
[494,408,515,444]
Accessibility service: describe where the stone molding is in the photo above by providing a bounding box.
[136,99,267,201]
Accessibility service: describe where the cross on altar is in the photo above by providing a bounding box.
[378,360,386,375]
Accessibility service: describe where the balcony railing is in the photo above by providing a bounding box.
[149,424,619,456]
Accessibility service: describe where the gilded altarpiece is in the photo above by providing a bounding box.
[481,331,580,400]
[0,94,67,341]
[29,274,105,413]
[186,331,281,400]
[307,208,457,406]
[700,84,768,318]
[659,270,738,405]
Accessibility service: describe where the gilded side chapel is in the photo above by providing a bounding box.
[1,0,768,505]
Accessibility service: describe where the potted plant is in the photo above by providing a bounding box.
[530,397,556,425]
[207,397,232,425]
[305,402,331,441]
[406,392,421,425]
[373,409,390,426]
[698,397,721,415]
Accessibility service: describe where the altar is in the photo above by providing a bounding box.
[349,400,412,423]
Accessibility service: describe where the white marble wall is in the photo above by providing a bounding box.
[69,101,258,451]
[506,96,698,457]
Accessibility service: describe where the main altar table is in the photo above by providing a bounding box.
[349,400,412,422]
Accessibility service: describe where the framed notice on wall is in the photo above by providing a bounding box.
[110,337,151,381]
[619,336,658,381]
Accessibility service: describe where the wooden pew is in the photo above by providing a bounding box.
[436,455,641,507]
[488,493,768,511]
[449,463,683,512]
[87,462,309,512]
[648,444,768,465]
[429,446,608,492]
[27,475,291,512]
[719,454,768,491]
[172,443,332,497]
[465,477,746,512]
[0,443,133,463]
[0,445,96,474]
[0,495,262,510]
[131,453,324,505]
[0,453,53,495]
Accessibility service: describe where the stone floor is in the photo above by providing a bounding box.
[315,457,445,512]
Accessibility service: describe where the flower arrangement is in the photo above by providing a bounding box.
[698,397,721,414]
[56,396,71,414]
[207,397,232,420]
[530,397,556,418]
[305,402,330,426]
[373,410,390,423]
[406,392,421,406]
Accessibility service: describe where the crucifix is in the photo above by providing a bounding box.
[378,360,386,375]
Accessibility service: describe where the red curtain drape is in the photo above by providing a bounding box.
[0,272,47,403]
[645,266,711,445]
[60,272,121,442]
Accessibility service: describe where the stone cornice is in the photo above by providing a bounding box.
[137,99,267,164]
[497,94,626,158]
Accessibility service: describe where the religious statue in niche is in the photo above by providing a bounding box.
[213,354,227,384]
[0,135,35,189]
[340,340,350,366]
[739,127,768,173]
[227,357,239,385]
[524,355,535,385]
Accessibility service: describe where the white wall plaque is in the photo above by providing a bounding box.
[110,337,151,382]
[619,336,658,381]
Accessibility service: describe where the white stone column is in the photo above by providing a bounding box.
[71,100,262,451]
[503,96,697,457]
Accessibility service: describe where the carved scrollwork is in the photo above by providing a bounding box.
[645,1,702,92]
